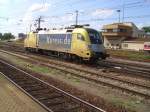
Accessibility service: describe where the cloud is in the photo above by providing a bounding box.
[0,0,9,5]
[28,3,51,12]
[61,14,74,22]
[22,2,51,31]
[47,14,74,25]
[0,0,27,6]
[91,9,114,18]
[137,22,150,29]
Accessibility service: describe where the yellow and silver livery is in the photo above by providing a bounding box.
[24,27,108,61]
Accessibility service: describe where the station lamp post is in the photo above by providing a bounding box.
[117,9,121,23]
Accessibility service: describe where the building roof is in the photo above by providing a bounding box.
[102,22,132,29]
[123,22,138,29]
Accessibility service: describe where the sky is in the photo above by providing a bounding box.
[0,0,150,36]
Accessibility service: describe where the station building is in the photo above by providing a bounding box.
[102,22,150,51]
[122,38,150,51]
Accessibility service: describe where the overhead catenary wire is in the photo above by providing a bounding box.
[1,1,149,24]
[42,0,148,22]
[0,0,150,32]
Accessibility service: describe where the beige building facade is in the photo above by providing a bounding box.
[122,42,144,51]
[102,22,150,51]
[102,23,132,49]
[121,38,150,51]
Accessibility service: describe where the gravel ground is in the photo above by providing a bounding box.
[0,51,150,112]
[0,73,48,112]
[107,57,150,67]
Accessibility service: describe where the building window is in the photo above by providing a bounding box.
[119,29,127,33]
[123,44,128,48]
[113,29,118,32]
[102,29,107,32]
[116,44,119,46]
[107,29,113,33]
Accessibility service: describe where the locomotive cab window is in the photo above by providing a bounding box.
[77,34,85,41]
[87,29,102,44]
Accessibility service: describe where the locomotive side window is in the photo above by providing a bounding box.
[39,34,47,43]
[77,33,85,41]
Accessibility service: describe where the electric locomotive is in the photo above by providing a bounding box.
[24,25,108,61]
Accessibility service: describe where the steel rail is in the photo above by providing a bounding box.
[0,43,150,79]
[0,50,150,99]
[0,50,150,98]
[99,61,150,79]
[0,59,106,112]
[0,72,54,112]
[1,49,150,89]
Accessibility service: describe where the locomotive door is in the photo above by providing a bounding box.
[71,33,78,53]
[71,33,85,56]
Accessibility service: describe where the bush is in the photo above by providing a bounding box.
[0,32,15,40]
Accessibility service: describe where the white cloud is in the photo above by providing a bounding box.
[28,3,51,12]
[91,9,114,18]
[0,0,27,6]
[23,12,33,23]
[47,14,74,25]
[0,0,9,5]
[22,2,51,32]
[24,2,51,22]
[61,14,74,22]
[137,22,150,29]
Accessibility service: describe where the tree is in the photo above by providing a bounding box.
[1,33,15,40]
[142,26,150,33]
[0,33,2,40]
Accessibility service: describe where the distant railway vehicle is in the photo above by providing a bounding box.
[144,42,150,53]
[24,26,108,62]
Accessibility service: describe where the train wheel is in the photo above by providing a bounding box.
[25,47,27,51]
[75,57,83,64]
[24,47,29,54]
[63,53,67,60]
[101,56,106,60]
[69,54,74,62]
[38,49,43,54]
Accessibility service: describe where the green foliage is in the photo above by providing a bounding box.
[0,32,15,40]
[142,26,150,33]
[0,33,2,39]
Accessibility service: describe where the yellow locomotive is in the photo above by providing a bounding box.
[24,26,108,62]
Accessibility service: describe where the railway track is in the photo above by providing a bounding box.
[1,42,150,79]
[99,60,150,79]
[0,59,106,112]
[0,49,150,99]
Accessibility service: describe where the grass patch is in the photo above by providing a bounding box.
[28,65,51,74]
[110,96,145,112]
[107,49,150,61]
[73,78,80,83]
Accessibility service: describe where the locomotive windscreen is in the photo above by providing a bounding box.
[87,29,102,44]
